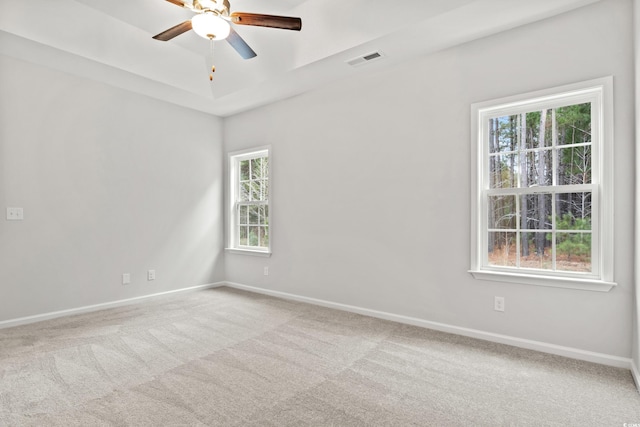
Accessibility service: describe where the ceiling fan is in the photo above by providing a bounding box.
[152,0,302,60]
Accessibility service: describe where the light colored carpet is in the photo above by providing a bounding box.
[0,286,638,426]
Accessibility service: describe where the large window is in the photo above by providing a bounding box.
[470,78,615,291]
[228,147,270,255]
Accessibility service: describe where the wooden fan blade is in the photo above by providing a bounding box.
[165,0,187,7]
[152,20,192,41]
[226,27,257,59]
[230,12,302,31]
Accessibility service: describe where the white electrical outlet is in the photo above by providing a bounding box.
[264,266,269,276]
[122,273,131,285]
[148,270,156,281]
[6,207,24,221]
[494,296,505,312]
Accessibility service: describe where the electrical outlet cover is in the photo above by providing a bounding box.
[6,207,24,220]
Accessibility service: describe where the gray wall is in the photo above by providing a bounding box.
[0,54,225,321]
[634,0,640,381]
[224,0,635,358]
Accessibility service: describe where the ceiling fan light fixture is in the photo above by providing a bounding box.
[192,12,230,40]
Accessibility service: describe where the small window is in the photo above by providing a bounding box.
[227,147,270,255]
[469,78,615,291]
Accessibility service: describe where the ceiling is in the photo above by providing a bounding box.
[0,0,600,117]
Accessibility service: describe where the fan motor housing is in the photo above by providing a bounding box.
[194,0,230,16]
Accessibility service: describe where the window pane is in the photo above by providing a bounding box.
[518,232,552,270]
[260,226,269,247]
[240,160,250,181]
[556,232,592,272]
[528,150,553,187]
[489,153,517,189]
[556,103,591,146]
[489,116,518,154]
[541,109,553,148]
[524,111,539,150]
[248,226,260,246]
[557,145,591,185]
[248,205,259,225]
[521,193,552,230]
[488,195,517,229]
[519,231,532,258]
[523,149,552,187]
[259,206,268,225]
[239,226,248,246]
[263,178,269,200]
[521,110,553,149]
[251,158,263,180]
[487,231,517,267]
[521,192,552,259]
[522,151,533,187]
[249,181,262,201]
[556,192,591,227]
[239,205,248,225]
[240,182,250,201]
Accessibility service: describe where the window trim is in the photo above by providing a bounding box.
[469,77,616,291]
[226,146,272,256]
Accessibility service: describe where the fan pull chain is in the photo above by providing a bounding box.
[208,38,216,82]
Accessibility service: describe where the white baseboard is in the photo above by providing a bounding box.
[632,359,640,394]
[2,280,633,375]
[224,281,633,370]
[0,282,225,330]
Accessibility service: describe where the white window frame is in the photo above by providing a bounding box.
[226,146,271,257]
[469,77,615,291]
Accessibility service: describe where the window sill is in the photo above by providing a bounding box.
[225,248,272,257]
[468,270,616,292]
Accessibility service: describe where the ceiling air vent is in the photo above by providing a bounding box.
[346,51,384,67]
